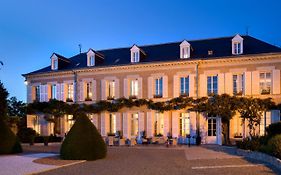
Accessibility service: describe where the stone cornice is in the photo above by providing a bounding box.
[24,53,281,79]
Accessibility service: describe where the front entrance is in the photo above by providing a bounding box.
[206,117,222,145]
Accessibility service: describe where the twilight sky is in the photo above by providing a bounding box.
[0,0,280,102]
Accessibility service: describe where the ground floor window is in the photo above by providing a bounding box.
[33,116,40,134]
[109,113,116,134]
[66,115,75,133]
[208,117,216,136]
[154,112,164,136]
[180,113,190,136]
[131,113,139,137]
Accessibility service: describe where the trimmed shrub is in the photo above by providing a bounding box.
[268,134,281,159]
[17,127,36,143]
[266,122,281,137]
[236,137,261,151]
[60,114,107,160]
[0,119,22,154]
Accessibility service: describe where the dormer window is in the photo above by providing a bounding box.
[51,54,58,70]
[87,49,95,67]
[180,40,190,59]
[132,52,139,63]
[89,55,95,66]
[130,45,144,63]
[232,34,244,55]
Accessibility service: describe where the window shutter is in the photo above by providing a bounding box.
[92,80,97,101]
[116,113,122,132]
[163,112,169,137]
[273,69,280,95]
[189,112,197,136]
[252,71,260,95]
[244,71,252,95]
[148,77,153,98]
[146,111,154,137]
[225,72,233,95]
[271,110,280,123]
[115,79,120,98]
[100,113,106,136]
[163,75,168,98]
[218,73,225,95]
[123,113,130,139]
[79,82,84,102]
[189,74,195,97]
[123,78,129,98]
[139,112,145,134]
[199,74,207,97]
[101,80,106,100]
[92,114,98,129]
[39,85,43,102]
[56,84,61,100]
[172,111,179,138]
[27,85,32,103]
[216,117,222,145]
[173,75,179,97]
[138,77,143,98]
[61,84,65,101]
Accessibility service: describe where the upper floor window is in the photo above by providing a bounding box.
[132,52,139,63]
[86,82,93,100]
[131,113,139,137]
[67,83,74,101]
[51,84,57,99]
[130,79,138,97]
[260,72,271,94]
[180,76,189,96]
[154,112,164,136]
[107,81,115,99]
[233,74,244,95]
[154,77,163,98]
[51,58,58,70]
[232,34,243,55]
[35,86,40,101]
[180,40,190,59]
[180,113,190,137]
[109,113,116,134]
[207,75,218,96]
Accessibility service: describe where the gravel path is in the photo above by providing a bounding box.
[0,153,58,175]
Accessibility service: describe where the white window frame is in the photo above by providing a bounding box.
[180,76,189,96]
[154,77,163,97]
[208,117,217,136]
[52,58,58,70]
[51,84,57,99]
[89,55,95,66]
[233,74,244,95]
[131,113,139,137]
[259,72,271,95]
[86,82,93,99]
[154,112,164,136]
[109,113,116,134]
[179,113,190,137]
[207,75,218,95]
[130,79,139,97]
[107,81,115,99]
[67,83,74,100]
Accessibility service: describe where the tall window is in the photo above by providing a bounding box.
[107,81,115,99]
[208,117,217,136]
[233,74,244,95]
[182,47,189,58]
[154,112,164,136]
[155,77,163,97]
[131,113,139,137]
[180,76,189,96]
[35,86,40,101]
[51,84,57,99]
[52,58,58,70]
[89,55,95,66]
[109,113,116,134]
[67,83,74,100]
[233,42,242,55]
[207,75,218,95]
[132,52,139,63]
[66,115,75,132]
[130,79,138,97]
[33,116,40,133]
[260,72,271,94]
[180,113,190,137]
[86,82,92,100]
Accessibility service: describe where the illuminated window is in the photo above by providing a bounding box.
[130,79,138,97]
[260,72,271,94]
[89,55,95,66]
[131,113,139,137]
[233,74,244,95]
[180,113,190,137]
[86,82,93,100]
[182,47,189,58]
[207,75,218,95]
[67,83,74,100]
[180,76,189,96]
[107,81,115,99]
[51,84,57,99]
[132,52,139,63]
[35,86,40,101]
[109,113,116,134]
[154,112,164,136]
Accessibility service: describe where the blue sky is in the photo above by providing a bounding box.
[0,0,280,102]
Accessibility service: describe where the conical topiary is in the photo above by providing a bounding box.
[60,114,107,160]
[0,119,22,154]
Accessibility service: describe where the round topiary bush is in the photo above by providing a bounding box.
[60,114,107,160]
[17,127,37,144]
[268,134,281,159]
[0,119,22,154]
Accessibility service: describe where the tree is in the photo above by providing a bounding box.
[7,97,27,129]
[237,97,274,137]
[0,81,9,120]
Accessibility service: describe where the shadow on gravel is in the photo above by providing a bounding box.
[203,145,281,175]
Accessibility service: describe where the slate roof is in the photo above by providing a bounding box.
[24,35,281,76]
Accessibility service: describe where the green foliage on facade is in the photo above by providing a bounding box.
[60,114,107,160]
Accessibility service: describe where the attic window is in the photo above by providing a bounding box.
[232,34,244,55]
[130,45,141,63]
[132,52,139,63]
[180,40,191,59]
[89,55,95,66]
[208,50,213,56]
[87,49,95,67]
[51,57,58,70]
